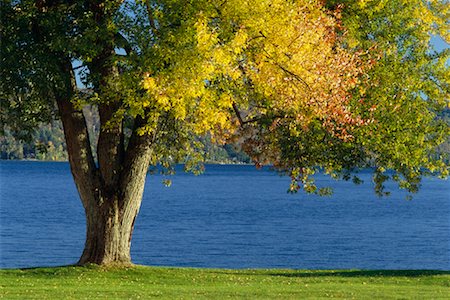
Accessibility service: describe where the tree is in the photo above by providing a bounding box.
[1,0,448,266]
[322,0,450,195]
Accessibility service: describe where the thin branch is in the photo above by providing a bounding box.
[72,64,86,71]
[262,49,310,90]
[246,35,266,44]
[119,114,155,207]
[232,103,245,126]
[242,116,264,125]
[233,103,283,126]
[115,32,134,55]
[287,32,303,49]
[275,61,310,90]
[144,0,157,34]
[55,58,100,208]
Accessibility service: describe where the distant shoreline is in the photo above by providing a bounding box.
[0,159,254,165]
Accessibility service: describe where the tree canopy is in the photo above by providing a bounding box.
[2,0,448,195]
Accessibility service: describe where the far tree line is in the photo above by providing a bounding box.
[1,105,251,163]
[2,108,448,163]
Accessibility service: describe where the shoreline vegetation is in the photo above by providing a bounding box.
[0,124,252,164]
[1,265,449,299]
[0,158,253,165]
[0,109,252,163]
[2,107,449,164]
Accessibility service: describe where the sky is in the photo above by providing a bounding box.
[430,35,449,52]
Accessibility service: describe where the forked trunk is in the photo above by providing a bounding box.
[75,134,151,266]
[54,50,153,267]
[56,88,152,265]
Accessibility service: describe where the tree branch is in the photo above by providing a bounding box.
[90,45,125,193]
[32,1,100,209]
[72,64,86,71]
[144,0,157,34]
[262,49,310,90]
[97,101,124,192]
[55,58,100,209]
[119,115,154,208]
[232,103,245,126]
[232,103,275,126]
[115,32,134,55]
[274,61,310,90]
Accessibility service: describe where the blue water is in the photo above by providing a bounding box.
[0,161,449,270]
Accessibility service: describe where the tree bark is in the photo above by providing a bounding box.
[77,120,153,266]
[54,57,153,266]
[78,193,135,265]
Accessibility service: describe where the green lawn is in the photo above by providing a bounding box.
[1,266,449,299]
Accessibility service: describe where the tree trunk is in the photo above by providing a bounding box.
[74,116,153,266]
[76,151,151,265]
[54,58,153,266]
[77,193,138,266]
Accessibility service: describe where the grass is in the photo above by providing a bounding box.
[0,265,449,299]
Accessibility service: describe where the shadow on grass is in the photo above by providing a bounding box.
[7,263,148,278]
[18,264,77,271]
[4,265,449,279]
[11,265,86,276]
[259,270,450,278]
[16,262,134,271]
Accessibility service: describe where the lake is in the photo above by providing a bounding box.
[0,161,449,270]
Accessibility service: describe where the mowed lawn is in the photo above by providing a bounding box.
[1,266,449,299]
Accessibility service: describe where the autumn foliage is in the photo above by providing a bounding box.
[128,1,379,194]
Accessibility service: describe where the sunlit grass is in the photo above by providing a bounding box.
[1,266,449,299]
